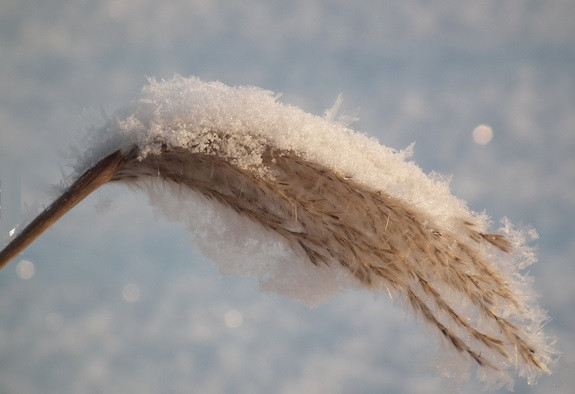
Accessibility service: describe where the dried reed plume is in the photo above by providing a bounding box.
[0,76,555,389]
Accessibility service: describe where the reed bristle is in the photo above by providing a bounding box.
[0,75,556,388]
[109,145,553,385]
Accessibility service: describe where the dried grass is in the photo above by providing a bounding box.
[0,135,555,389]
[118,143,555,386]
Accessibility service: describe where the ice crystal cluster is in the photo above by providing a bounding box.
[1,76,556,389]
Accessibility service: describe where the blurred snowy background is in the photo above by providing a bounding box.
[1,1,574,393]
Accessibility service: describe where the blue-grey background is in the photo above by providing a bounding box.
[0,1,573,393]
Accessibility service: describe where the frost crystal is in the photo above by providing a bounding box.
[0,75,556,389]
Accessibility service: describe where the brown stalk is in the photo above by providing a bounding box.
[0,150,129,270]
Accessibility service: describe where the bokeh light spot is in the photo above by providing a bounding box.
[15,259,35,279]
[224,310,244,328]
[122,283,141,303]
[472,124,493,145]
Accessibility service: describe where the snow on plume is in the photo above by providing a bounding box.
[81,76,473,232]
[3,75,556,389]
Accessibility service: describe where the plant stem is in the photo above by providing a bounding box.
[0,150,127,270]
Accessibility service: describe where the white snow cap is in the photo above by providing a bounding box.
[84,75,477,233]
[75,75,554,388]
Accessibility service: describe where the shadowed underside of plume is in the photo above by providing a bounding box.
[112,144,552,385]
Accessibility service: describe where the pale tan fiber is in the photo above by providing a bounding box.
[0,76,556,389]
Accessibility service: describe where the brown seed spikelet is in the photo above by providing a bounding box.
[0,76,556,389]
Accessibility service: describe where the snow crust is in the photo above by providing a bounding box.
[71,77,554,386]
[75,75,490,304]
[80,75,482,234]
[76,77,538,303]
